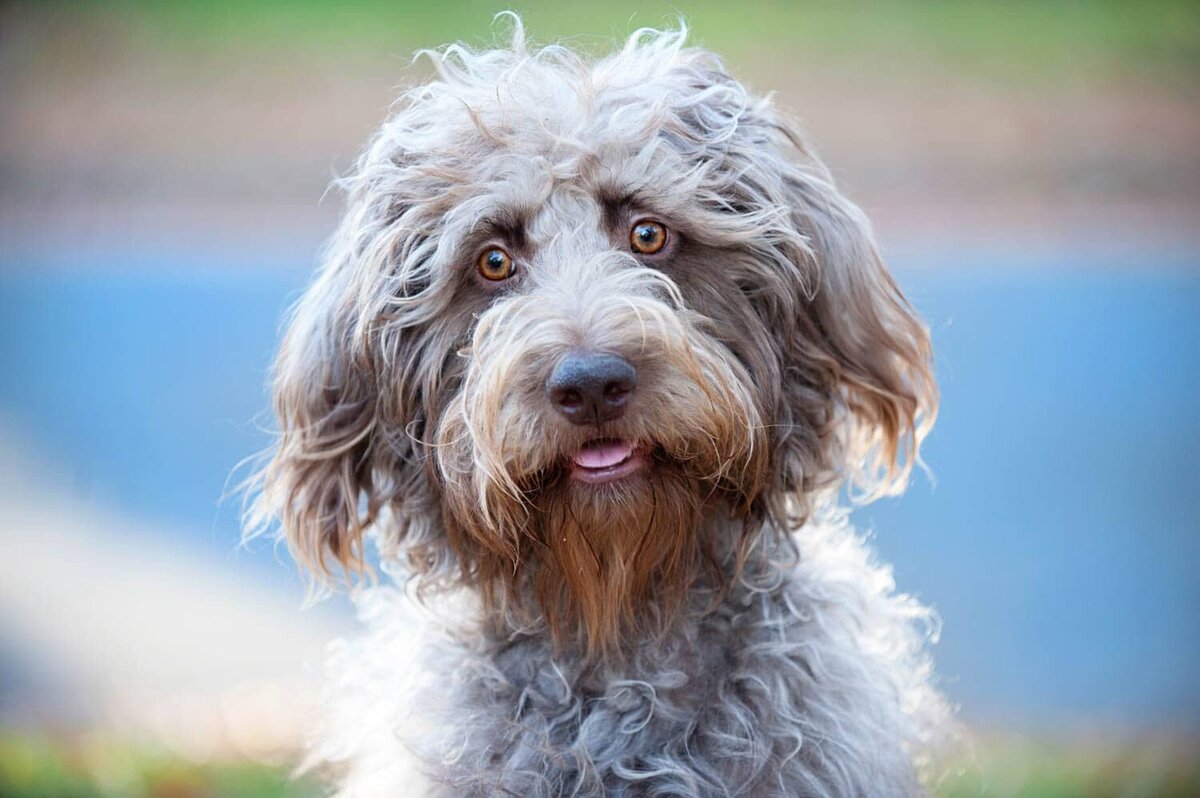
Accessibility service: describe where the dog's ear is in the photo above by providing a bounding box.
[247,119,461,589]
[679,76,936,507]
[779,151,937,502]
[247,138,443,587]
[251,245,383,586]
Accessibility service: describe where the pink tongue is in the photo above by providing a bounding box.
[573,439,634,469]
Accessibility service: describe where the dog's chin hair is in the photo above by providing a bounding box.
[534,467,709,661]
[449,460,759,663]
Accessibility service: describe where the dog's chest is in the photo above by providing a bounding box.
[326,524,942,796]
[426,589,833,796]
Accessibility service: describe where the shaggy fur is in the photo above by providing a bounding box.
[249,18,951,797]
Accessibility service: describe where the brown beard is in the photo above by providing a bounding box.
[448,458,749,662]
[534,464,711,660]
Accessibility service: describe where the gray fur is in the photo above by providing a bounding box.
[316,517,949,796]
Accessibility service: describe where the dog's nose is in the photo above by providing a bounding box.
[546,352,637,425]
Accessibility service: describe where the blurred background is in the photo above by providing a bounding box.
[1,1,1197,795]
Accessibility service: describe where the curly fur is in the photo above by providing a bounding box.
[248,17,951,796]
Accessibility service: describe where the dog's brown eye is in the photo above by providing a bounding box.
[477,247,514,281]
[630,221,667,255]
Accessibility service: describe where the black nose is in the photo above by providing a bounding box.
[546,352,637,425]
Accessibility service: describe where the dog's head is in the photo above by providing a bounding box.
[251,23,935,658]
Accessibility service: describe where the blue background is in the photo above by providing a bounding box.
[2,242,1197,732]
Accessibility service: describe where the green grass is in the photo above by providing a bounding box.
[939,735,1200,798]
[0,733,320,798]
[3,731,1198,798]
[40,0,1200,83]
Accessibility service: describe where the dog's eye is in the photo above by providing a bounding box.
[630,220,667,255]
[477,247,515,281]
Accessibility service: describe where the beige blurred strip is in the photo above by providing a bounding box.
[0,423,343,763]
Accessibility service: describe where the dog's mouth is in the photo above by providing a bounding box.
[570,437,647,485]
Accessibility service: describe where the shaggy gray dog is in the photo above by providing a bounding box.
[250,19,951,797]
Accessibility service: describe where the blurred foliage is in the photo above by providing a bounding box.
[940,735,1200,798]
[27,0,1200,84]
[0,733,320,798]
[3,730,1199,798]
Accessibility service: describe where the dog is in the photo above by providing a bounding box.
[249,18,951,797]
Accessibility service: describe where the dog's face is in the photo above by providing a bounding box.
[253,28,936,658]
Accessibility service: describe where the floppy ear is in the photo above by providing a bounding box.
[246,103,468,588]
[774,126,937,503]
[246,131,446,588]
[250,240,383,586]
[672,72,936,507]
